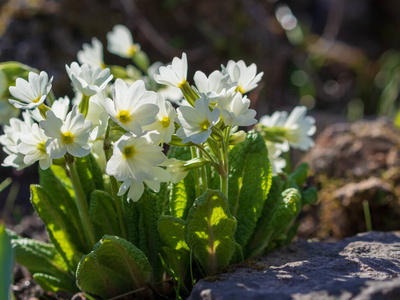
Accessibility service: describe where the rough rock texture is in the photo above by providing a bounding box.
[298,119,400,239]
[189,231,400,300]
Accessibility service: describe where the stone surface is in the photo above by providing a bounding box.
[189,231,400,300]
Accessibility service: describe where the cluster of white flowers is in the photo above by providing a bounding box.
[0,24,316,201]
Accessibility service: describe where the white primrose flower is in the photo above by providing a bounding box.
[29,96,70,122]
[217,89,257,127]
[193,70,234,105]
[40,105,92,158]
[222,60,263,94]
[154,53,188,88]
[105,79,159,136]
[266,141,286,175]
[259,106,316,151]
[77,37,105,68]
[0,111,34,169]
[176,95,220,144]
[85,90,109,141]
[17,123,52,169]
[161,158,188,183]
[142,94,176,144]
[9,71,53,109]
[105,133,167,183]
[107,25,140,58]
[66,62,113,97]
[118,165,171,202]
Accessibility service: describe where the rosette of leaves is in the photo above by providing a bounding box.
[10,131,316,299]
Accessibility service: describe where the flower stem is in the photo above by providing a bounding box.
[65,155,96,247]
[78,94,91,118]
[190,147,201,198]
[199,152,208,194]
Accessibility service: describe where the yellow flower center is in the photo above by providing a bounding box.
[178,80,187,88]
[61,132,75,145]
[123,146,135,159]
[160,116,170,128]
[235,85,245,94]
[37,142,46,153]
[32,96,41,103]
[117,110,131,124]
[127,45,139,57]
[199,120,211,131]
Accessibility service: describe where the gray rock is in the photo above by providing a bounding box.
[189,231,400,300]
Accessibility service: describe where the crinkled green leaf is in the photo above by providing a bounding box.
[230,242,244,265]
[49,165,74,198]
[287,163,309,188]
[38,167,86,249]
[185,190,237,275]
[228,131,272,247]
[245,175,283,256]
[158,215,189,251]
[162,247,190,285]
[75,153,104,201]
[89,190,121,241]
[137,190,164,283]
[76,235,152,299]
[0,224,13,300]
[123,198,140,247]
[247,188,302,258]
[33,273,76,293]
[30,185,84,271]
[169,172,196,220]
[301,186,318,205]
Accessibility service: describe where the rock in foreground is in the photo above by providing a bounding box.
[189,231,400,300]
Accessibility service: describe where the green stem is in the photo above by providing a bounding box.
[219,127,231,198]
[78,94,91,118]
[190,147,201,198]
[110,176,128,240]
[199,152,208,194]
[65,155,96,247]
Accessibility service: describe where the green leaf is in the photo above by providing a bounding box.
[76,235,152,299]
[301,186,318,205]
[158,216,189,251]
[137,190,164,283]
[162,247,190,285]
[50,165,74,198]
[230,242,244,264]
[89,190,121,241]
[0,223,13,300]
[247,188,302,258]
[287,163,309,188]
[30,185,84,271]
[169,171,196,219]
[75,153,104,201]
[123,198,140,247]
[33,273,76,293]
[228,131,272,247]
[38,167,86,249]
[185,190,237,275]
[245,175,283,256]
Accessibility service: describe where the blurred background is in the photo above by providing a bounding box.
[1,0,400,239]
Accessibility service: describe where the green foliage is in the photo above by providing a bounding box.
[75,153,105,201]
[185,190,237,275]
[228,131,272,247]
[76,235,152,299]
[247,188,302,258]
[11,238,76,293]
[89,190,121,241]
[0,223,14,300]
[30,185,84,271]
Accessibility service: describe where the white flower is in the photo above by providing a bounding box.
[105,79,159,136]
[193,70,234,105]
[266,142,286,175]
[176,95,220,144]
[29,96,70,122]
[40,105,92,158]
[9,71,53,109]
[105,133,166,182]
[118,167,171,202]
[284,106,316,151]
[66,62,113,97]
[222,60,263,94]
[161,158,188,183]
[17,123,52,169]
[259,106,316,151]
[0,112,34,169]
[77,38,105,68]
[142,94,176,144]
[217,89,257,127]
[107,25,140,58]
[154,53,188,88]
